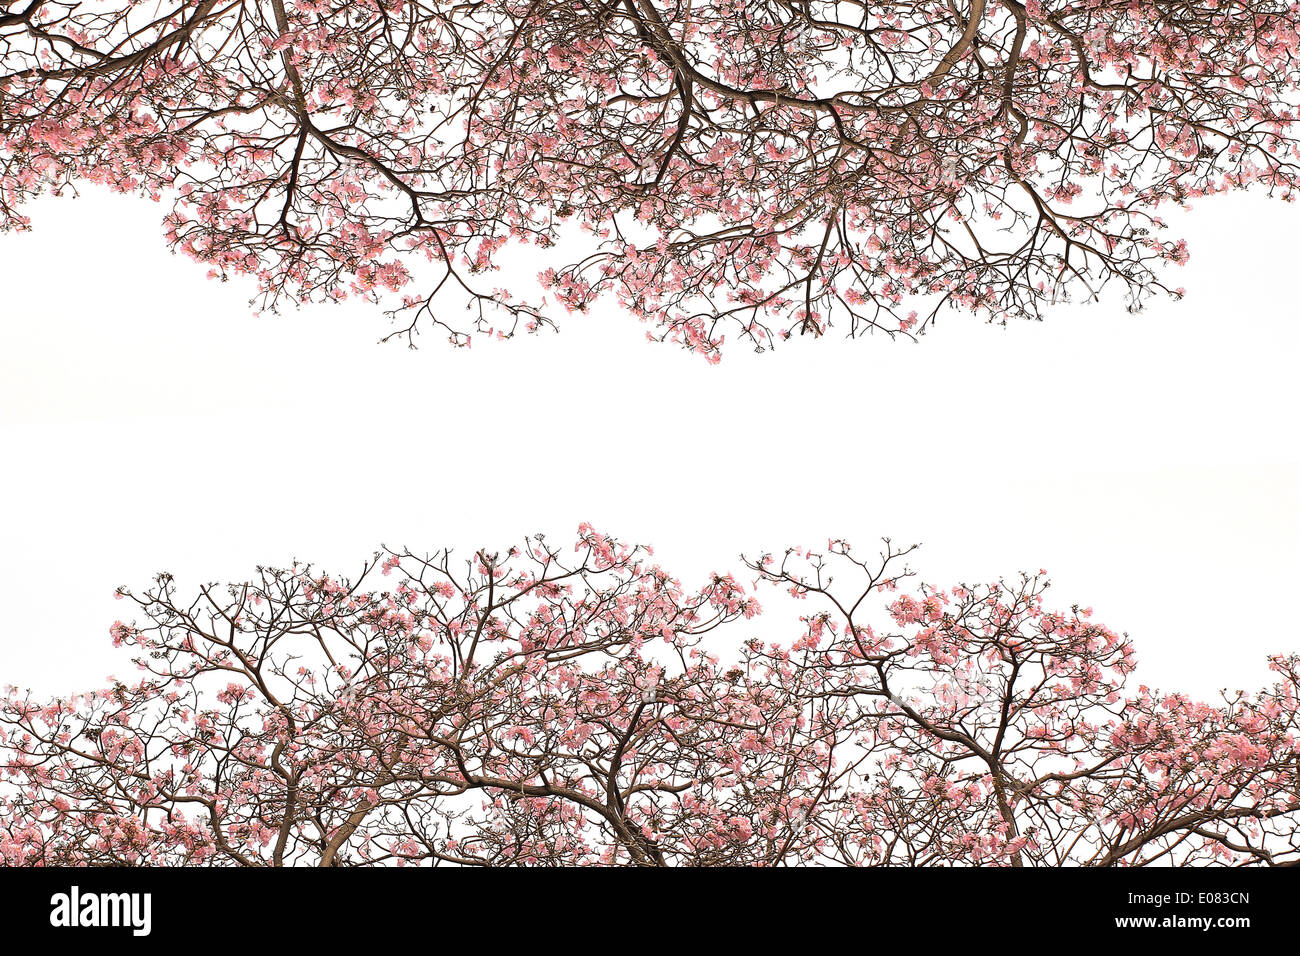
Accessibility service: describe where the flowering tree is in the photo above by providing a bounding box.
[2,528,1297,866]
[2,1,1297,358]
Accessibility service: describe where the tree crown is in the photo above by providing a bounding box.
[3,529,1297,866]
[3,0,1298,356]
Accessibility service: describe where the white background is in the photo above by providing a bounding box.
[1,187,1297,697]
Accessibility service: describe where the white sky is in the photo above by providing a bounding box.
[1,187,1297,698]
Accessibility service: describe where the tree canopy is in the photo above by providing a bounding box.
[3,529,1297,866]
[3,1,1298,357]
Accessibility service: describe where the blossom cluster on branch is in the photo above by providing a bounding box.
[2,528,1296,866]
[2,1,1298,357]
